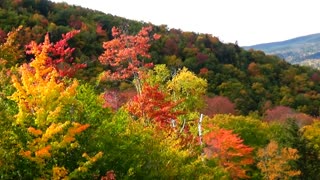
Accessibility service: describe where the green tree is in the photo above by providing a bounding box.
[205,114,269,148]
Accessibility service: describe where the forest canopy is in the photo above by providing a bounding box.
[0,0,320,179]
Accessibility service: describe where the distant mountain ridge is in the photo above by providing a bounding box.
[245,33,320,68]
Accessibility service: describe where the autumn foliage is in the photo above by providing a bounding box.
[8,30,99,178]
[0,26,24,67]
[126,84,183,127]
[202,96,236,117]
[98,25,160,80]
[302,121,320,154]
[26,30,86,77]
[204,126,254,179]
[2,5,320,178]
[20,122,90,165]
[257,141,301,180]
[101,90,124,110]
[264,106,313,126]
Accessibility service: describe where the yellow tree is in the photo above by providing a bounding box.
[303,121,320,154]
[300,120,320,178]
[257,140,301,180]
[166,67,207,135]
[167,67,207,114]
[9,33,101,178]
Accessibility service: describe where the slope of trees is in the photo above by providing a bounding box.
[1,0,320,179]
[1,0,320,116]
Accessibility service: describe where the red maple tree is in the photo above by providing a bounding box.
[126,84,183,128]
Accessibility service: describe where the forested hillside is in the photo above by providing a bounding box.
[246,33,320,68]
[1,0,320,179]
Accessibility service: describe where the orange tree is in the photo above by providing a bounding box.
[204,125,254,179]
[98,25,160,94]
[257,140,301,180]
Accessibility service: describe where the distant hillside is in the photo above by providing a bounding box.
[245,33,320,67]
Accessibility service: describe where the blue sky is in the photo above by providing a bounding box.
[51,0,320,46]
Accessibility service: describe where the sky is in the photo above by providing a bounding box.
[50,0,320,46]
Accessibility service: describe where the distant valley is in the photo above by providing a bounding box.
[245,33,320,69]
